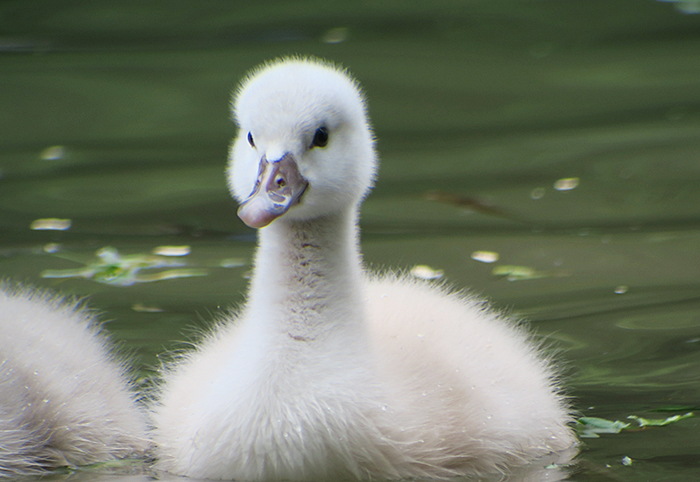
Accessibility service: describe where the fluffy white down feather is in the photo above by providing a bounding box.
[151,57,577,480]
[0,285,149,476]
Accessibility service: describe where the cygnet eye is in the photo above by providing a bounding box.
[310,127,329,148]
[247,132,255,148]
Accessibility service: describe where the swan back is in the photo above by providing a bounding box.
[0,286,148,476]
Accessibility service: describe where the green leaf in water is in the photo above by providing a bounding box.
[491,265,570,281]
[628,412,694,427]
[135,269,208,282]
[41,246,208,286]
[410,264,444,280]
[575,417,630,438]
[576,412,694,438]
[492,265,542,280]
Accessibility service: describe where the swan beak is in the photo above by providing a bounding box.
[237,153,308,228]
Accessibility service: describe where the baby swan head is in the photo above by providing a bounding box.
[228,58,376,228]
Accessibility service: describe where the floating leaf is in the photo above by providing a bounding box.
[423,190,512,219]
[530,187,546,199]
[132,303,164,313]
[30,218,72,231]
[321,27,349,43]
[492,265,569,281]
[42,246,207,286]
[492,265,541,280]
[42,267,97,280]
[135,269,208,282]
[43,243,62,253]
[576,412,694,438]
[628,412,693,427]
[553,177,579,191]
[410,265,444,280]
[575,417,630,438]
[153,245,191,256]
[39,145,66,161]
[471,251,499,263]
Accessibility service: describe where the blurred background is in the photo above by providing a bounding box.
[1,1,699,480]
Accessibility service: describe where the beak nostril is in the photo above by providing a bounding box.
[238,152,308,228]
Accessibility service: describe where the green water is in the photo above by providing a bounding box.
[2,0,700,480]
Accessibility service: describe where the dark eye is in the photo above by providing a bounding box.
[311,127,329,148]
[247,132,255,147]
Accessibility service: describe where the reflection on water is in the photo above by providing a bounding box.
[1,0,700,480]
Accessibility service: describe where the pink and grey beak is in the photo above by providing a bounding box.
[237,153,308,228]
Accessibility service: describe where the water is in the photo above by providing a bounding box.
[1,0,700,480]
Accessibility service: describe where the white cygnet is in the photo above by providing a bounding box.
[151,57,576,481]
[0,285,148,476]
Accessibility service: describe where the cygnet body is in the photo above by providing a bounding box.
[0,285,148,476]
[151,58,576,480]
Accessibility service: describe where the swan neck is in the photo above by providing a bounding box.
[247,209,364,337]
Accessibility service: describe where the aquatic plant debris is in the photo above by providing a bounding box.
[576,412,694,438]
[423,190,512,219]
[553,177,579,191]
[132,303,164,313]
[43,243,61,253]
[576,417,630,438]
[628,412,693,427]
[530,187,546,199]
[39,145,65,161]
[410,265,444,280]
[491,265,569,281]
[321,27,349,43]
[614,285,628,294]
[153,245,191,256]
[41,246,208,286]
[471,251,499,263]
[30,218,72,231]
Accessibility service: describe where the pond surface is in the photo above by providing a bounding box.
[1,0,700,480]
